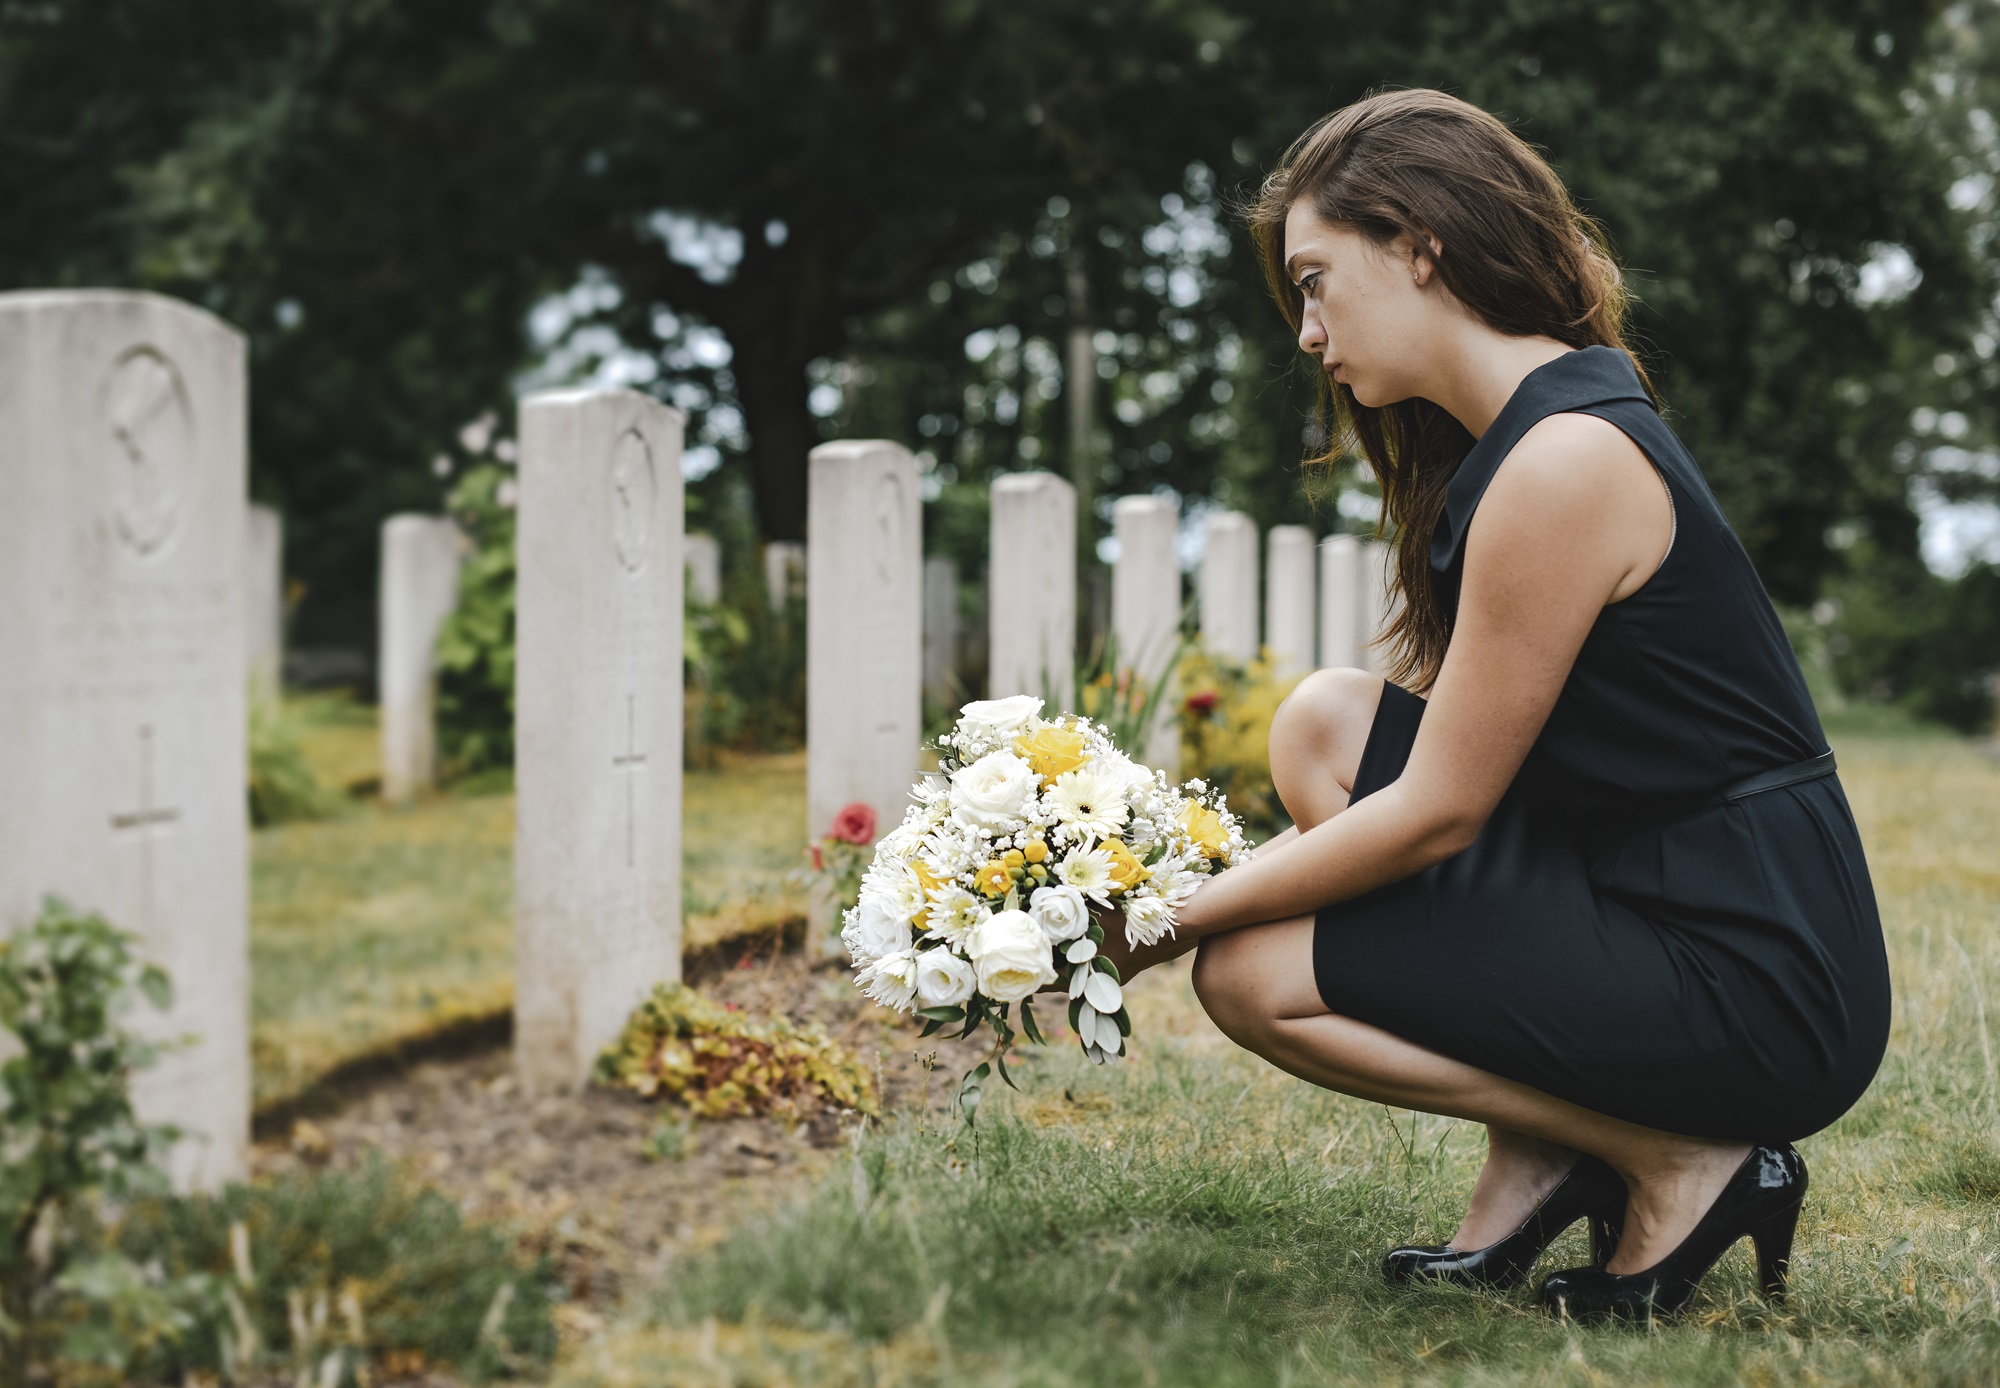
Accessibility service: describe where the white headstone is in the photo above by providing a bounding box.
[246,504,284,706]
[1265,524,1317,679]
[685,531,721,605]
[923,555,959,706]
[807,441,921,858]
[764,540,805,611]
[988,471,1077,707]
[378,515,464,802]
[1111,494,1180,772]
[514,388,686,1094]
[0,289,249,1190]
[1359,539,1398,677]
[1198,510,1259,665]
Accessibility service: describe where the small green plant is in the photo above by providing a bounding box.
[1065,630,1188,758]
[685,574,808,763]
[598,983,875,1120]
[247,698,339,827]
[435,460,518,780]
[0,898,195,1386]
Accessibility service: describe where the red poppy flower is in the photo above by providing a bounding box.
[1184,689,1219,714]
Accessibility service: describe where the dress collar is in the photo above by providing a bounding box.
[1428,345,1655,573]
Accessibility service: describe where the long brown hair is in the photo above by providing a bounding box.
[1248,88,1648,692]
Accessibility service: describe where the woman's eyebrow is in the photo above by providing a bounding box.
[1284,250,1315,283]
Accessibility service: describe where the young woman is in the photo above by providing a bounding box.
[1101,89,1891,1322]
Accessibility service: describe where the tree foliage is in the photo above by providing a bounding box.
[2,0,1992,650]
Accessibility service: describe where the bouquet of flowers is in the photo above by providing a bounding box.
[843,694,1247,1094]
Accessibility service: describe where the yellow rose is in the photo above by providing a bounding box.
[1101,838,1150,894]
[1181,802,1230,860]
[1014,724,1090,782]
[975,859,1013,897]
[1001,848,1026,872]
[913,859,945,900]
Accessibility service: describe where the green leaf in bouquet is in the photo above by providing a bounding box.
[917,1005,966,1024]
[1067,994,1085,1033]
[1096,957,1124,984]
[1019,998,1047,1046]
[1113,1007,1132,1037]
[1086,919,1105,944]
[918,1019,943,1038]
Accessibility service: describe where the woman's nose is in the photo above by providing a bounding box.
[1298,313,1325,356]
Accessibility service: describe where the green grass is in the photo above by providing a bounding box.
[250,699,807,1107]
[554,728,2000,1387]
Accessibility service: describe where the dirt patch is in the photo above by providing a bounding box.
[251,945,995,1323]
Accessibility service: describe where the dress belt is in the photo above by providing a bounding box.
[1702,750,1837,808]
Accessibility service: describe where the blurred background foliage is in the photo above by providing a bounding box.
[5,0,2000,727]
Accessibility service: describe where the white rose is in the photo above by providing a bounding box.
[842,896,913,965]
[965,908,1057,1003]
[1028,884,1091,944]
[950,751,1039,831]
[858,949,920,1012]
[955,695,1044,741]
[914,948,978,1007]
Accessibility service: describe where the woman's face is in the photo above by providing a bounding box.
[1283,201,1430,409]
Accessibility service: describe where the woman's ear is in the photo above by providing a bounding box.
[1411,229,1444,287]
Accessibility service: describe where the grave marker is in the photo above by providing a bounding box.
[988,471,1076,706]
[685,531,722,605]
[923,555,959,706]
[0,289,249,1190]
[1265,525,1317,678]
[807,441,920,861]
[1199,510,1258,664]
[1111,494,1180,772]
[378,515,464,802]
[514,388,685,1093]
[764,540,804,611]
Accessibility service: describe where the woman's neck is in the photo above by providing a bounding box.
[1422,331,1578,439]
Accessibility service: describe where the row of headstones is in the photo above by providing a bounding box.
[0,289,1402,1194]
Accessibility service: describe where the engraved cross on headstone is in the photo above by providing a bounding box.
[109,723,181,933]
[610,693,647,869]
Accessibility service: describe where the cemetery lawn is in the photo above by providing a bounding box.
[251,700,806,1108]
[556,721,2000,1388]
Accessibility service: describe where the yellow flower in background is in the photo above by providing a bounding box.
[1101,838,1150,894]
[975,859,1013,897]
[1181,802,1229,860]
[913,858,945,900]
[1015,724,1090,781]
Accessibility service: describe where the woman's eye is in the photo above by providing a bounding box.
[1299,272,1321,297]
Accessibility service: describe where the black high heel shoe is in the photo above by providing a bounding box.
[1537,1143,1806,1323]
[1383,1154,1627,1289]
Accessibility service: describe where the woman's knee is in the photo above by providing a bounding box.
[1269,667,1383,823]
[1190,933,1261,1039]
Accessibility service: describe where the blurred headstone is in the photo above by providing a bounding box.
[514,388,685,1094]
[1111,494,1180,773]
[1265,524,1317,679]
[378,515,464,802]
[764,540,804,611]
[1198,510,1258,665]
[246,504,284,708]
[1360,539,1398,678]
[988,471,1077,707]
[685,531,721,605]
[923,555,959,707]
[1318,534,1362,670]
[806,441,920,888]
[0,289,249,1190]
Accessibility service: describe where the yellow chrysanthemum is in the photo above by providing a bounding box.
[974,859,1013,897]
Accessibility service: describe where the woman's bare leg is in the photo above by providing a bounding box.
[1162,669,1746,1266]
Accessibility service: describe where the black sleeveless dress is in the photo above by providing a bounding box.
[1312,346,1891,1142]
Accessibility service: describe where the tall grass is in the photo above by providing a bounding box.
[557,730,2000,1386]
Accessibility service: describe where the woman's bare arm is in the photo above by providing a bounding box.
[1171,413,1671,938]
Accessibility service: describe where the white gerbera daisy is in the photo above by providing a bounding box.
[1045,764,1129,841]
[1057,844,1116,904]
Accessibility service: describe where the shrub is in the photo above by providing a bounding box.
[247,698,338,827]
[117,1158,557,1385]
[685,571,807,763]
[434,461,519,780]
[598,983,875,1121]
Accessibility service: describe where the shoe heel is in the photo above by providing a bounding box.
[1587,1212,1620,1266]
[1748,1200,1801,1301]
